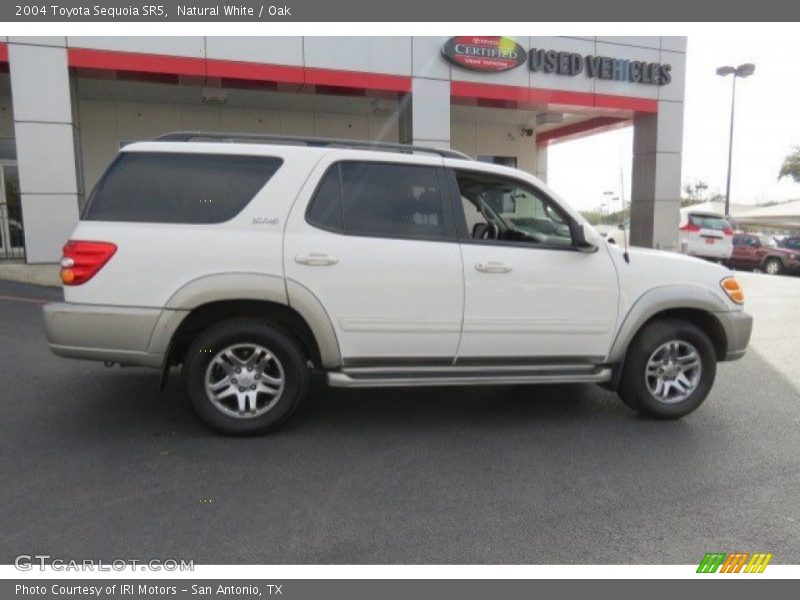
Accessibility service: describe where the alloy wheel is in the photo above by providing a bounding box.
[644,340,702,404]
[204,343,285,418]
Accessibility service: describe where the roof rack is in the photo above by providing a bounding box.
[154,131,472,160]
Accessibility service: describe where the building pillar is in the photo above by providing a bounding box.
[400,77,450,149]
[8,37,81,263]
[629,99,684,250]
[534,144,548,183]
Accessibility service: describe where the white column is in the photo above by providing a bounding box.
[400,78,451,149]
[400,38,452,148]
[534,144,548,183]
[8,37,80,263]
[630,39,686,251]
[630,99,684,250]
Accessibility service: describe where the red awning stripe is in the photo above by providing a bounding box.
[67,47,412,93]
[11,47,658,113]
[451,80,658,113]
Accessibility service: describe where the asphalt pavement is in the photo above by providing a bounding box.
[0,275,798,564]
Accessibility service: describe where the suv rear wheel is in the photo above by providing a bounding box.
[618,318,716,419]
[183,319,309,435]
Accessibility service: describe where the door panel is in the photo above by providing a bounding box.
[457,244,619,359]
[446,166,619,362]
[284,155,464,362]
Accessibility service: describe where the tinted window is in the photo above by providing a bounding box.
[688,214,730,231]
[339,163,445,239]
[83,152,282,223]
[783,238,800,250]
[306,166,343,232]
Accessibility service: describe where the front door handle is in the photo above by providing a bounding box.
[475,261,512,274]
[295,253,339,266]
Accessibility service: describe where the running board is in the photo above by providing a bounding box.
[327,364,612,388]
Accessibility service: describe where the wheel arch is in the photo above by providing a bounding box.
[161,273,341,370]
[608,285,730,367]
[762,255,784,270]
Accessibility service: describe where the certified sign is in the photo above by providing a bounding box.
[442,37,672,86]
[442,37,527,72]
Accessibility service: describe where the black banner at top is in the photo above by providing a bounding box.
[2,0,799,22]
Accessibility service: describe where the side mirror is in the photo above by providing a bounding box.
[573,221,602,252]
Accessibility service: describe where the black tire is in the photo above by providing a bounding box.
[763,257,784,275]
[183,318,309,435]
[618,318,716,419]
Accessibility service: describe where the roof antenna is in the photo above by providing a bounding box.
[620,166,630,264]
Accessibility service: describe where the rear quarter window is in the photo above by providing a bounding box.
[82,152,283,224]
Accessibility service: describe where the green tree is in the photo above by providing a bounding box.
[779,146,800,183]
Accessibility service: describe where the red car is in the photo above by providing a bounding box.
[726,233,800,275]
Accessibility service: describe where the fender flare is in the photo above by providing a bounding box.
[161,272,342,368]
[606,284,730,364]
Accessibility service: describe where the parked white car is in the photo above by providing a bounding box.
[679,209,734,261]
[43,133,752,434]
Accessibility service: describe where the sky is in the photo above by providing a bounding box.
[547,33,800,212]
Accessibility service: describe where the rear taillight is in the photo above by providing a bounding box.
[680,223,701,233]
[722,227,734,236]
[60,240,117,286]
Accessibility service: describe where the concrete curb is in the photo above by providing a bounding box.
[0,263,61,287]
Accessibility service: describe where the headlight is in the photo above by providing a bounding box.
[720,276,744,304]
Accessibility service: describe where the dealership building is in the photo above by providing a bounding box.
[0,36,686,263]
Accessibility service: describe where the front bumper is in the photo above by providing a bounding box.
[714,309,753,361]
[42,302,188,368]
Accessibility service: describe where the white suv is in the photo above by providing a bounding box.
[679,210,734,262]
[43,133,752,434]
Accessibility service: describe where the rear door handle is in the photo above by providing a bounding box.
[295,253,339,266]
[475,261,512,274]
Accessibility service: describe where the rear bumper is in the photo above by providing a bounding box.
[714,309,753,361]
[42,302,188,368]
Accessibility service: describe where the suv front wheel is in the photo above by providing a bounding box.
[618,318,716,419]
[183,319,309,434]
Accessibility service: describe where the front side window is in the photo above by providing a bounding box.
[306,161,446,240]
[83,152,282,224]
[453,170,573,247]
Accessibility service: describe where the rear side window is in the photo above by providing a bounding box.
[306,162,446,239]
[83,152,282,223]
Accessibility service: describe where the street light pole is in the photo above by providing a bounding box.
[724,74,736,218]
[717,63,755,218]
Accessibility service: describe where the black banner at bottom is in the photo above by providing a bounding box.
[3,579,796,600]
